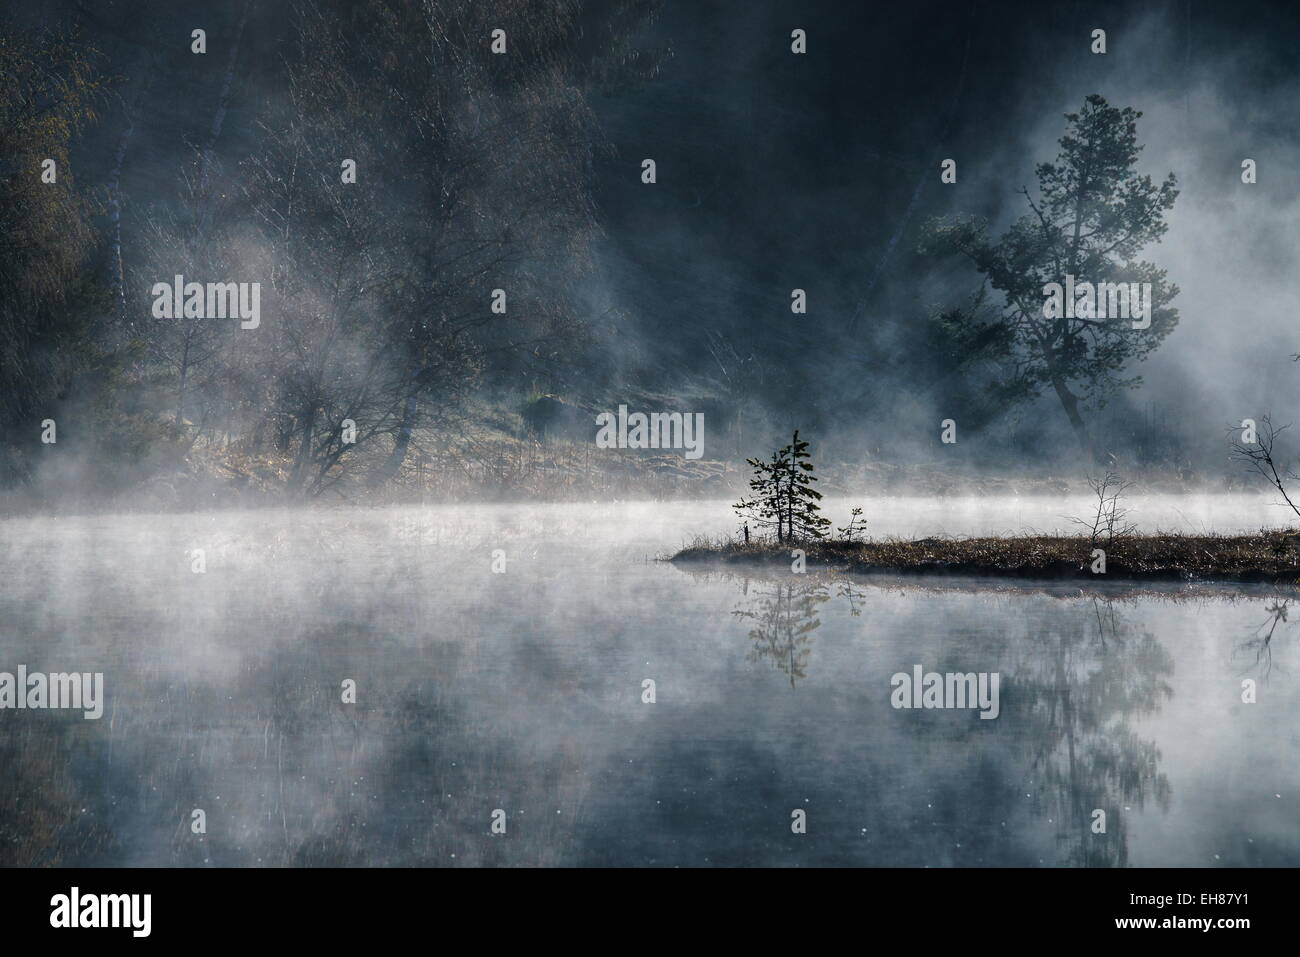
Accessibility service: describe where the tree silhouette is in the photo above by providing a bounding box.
[734,439,789,541]
[922,95,1180,460]
[733,430,830,543]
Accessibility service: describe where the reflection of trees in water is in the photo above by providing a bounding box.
[1014,596,1174,866]
[836,579,866,617]
[728,576,1181,866]
[1237,599,1289,679]
[726,574,1188,865]
[732,576,869,685]
[732,580,830,687]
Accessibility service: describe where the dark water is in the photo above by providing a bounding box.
[1,499,1297,866]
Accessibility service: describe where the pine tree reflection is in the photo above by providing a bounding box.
[732,580,831,688]
[1012,596,1173,866]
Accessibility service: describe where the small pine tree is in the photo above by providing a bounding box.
[734,442,791,541]
[734,430,830,543]
[836,506,867,543]
[785,430,831,541]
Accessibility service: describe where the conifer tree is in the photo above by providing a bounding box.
[784,430,831,541]
[734,441,790,541]
[734,430,830,543]
[921,95,1179,461]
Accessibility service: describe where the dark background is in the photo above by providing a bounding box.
[10,0,1300,471]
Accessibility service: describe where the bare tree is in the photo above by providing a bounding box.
[1070,471,1137,547]
[1230,414,1300,522]
[272,0,622,490]
[214,0,631,496]
[131,149,241,441]
[1239,599,1288,677]
[836,506,868,543]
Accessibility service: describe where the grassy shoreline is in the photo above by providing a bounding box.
[670,530,1300,584]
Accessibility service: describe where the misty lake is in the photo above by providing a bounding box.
[2,495,1298,866]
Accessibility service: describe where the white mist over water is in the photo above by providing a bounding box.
[0,496,1296,866]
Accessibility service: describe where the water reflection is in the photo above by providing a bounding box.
[1237,599,1290,678]
[1010,594,1173,866]
[1,507,1298,866]
[727,573,1177,865]
[732,580,830,687]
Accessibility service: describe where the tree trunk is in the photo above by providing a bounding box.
[786,444,796,542]
[1050,376,1096,462]
[289,407,316,493]
[368,391,418,488]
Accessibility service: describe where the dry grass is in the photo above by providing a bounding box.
[671,529,1300,584]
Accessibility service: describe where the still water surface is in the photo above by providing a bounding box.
[0,495,1296,866]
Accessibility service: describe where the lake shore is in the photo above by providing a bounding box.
[670,531,1300,584]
